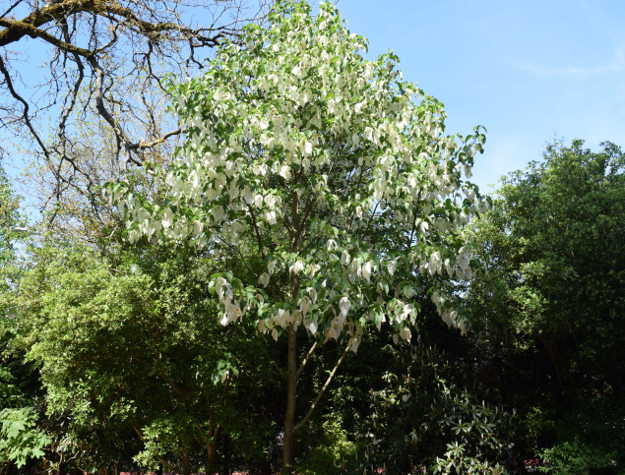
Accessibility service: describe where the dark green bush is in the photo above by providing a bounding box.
[539,398,625,475]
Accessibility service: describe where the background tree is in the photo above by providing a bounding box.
[297,316,515,474]
[465,139,625,472]
[111,1,488,469]
[21,109,167,246]
[0,163,23,272]
[6,238,279,474]
[0,165,51,474]
[1,0,271,218]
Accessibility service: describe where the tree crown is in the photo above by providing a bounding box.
[109,0,488,348]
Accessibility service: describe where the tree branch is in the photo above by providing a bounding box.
[294,340,317,381]
[294,341,350,432]
[245,201,266,259]
[0,55,50,160]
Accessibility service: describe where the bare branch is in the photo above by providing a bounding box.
[294,340,317,381]
[1,0,272,227]
[294,342,350,432]
[0,55,50,160]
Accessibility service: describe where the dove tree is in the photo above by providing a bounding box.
[109,1,487,468]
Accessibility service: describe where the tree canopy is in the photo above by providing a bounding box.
[467,139,625,402]
[464,139,625,473]
[7,241,276,474]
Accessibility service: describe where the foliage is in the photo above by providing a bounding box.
[537,398,625,475]
[0,406,51,469]
[0,166,46,473]
[0,367,22,410]
[466,139,625,404]
[1,164,25,413]
[354,341,514,474]
[14,2,625,473]
[294,417,358,474]
[0,164,26,301]
[0,358,41,475]
[0,165,22,265]
[463,139,625,471]
[6,241,277,474]
[111,0,487,344]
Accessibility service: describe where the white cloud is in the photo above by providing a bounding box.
[516,48,625,76]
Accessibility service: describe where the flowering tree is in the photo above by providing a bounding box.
[109,1,487,468]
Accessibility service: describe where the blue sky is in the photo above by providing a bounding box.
[4,0,625,199]
[334,0,625,193]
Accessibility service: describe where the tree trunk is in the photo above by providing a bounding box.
[536,333,580,404]
[282,324,298,471]
[207,440,216,475]
[205,414,220,475]
[220,433,230,475]
[206,424,220,475]
[183,446,191,475]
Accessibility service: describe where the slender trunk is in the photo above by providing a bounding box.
[183,446,191,475]
[206,424,220,475]
[207,441,216,475]
[282,189,301,471]
[282,324,298,471]
[220,433,230,475]
[205,411,220,475]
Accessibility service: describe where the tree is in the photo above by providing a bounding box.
[305,318,515,473]
[1,0,271,216]
[465,139,625,469]
[467,139,625,403]
[21,109,167,247]
[0,166,51,474]
[110,1,488,469]
[6,240,278,474]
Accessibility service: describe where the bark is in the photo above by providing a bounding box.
[205,418,220,475]
[206,438,216,475]
[281,323,298,471]
[182,446,191,475]
[282,188,301,471]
